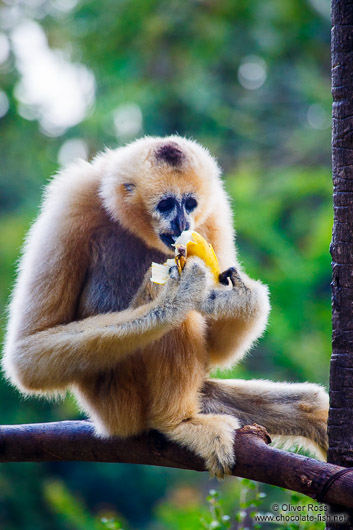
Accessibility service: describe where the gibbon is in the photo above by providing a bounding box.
[2,136,328,477]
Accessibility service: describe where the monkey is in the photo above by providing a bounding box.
[2,136,328,477]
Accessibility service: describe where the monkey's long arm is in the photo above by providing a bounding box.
[203,269,270,366]
[5,302,174,392]
[3,262,208,392]
[196,199,270,366]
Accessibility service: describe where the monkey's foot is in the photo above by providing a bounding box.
[201,414,239,479]
[164,413,239,480]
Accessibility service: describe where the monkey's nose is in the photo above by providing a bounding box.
[171,217,190,237]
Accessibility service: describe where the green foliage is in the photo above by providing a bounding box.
[200,490,232,529]
[223,165,332,385]
[234,478,266,529]
[44,479,126,530]
[100,518,124,530]
[40,478,328,530]
[0,0,332,528]
[0,0,331,213]
[155,480,326,530]
[45,480,104,530]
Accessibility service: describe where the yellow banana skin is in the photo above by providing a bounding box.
[175,231,221,283]
[151,231,221,284]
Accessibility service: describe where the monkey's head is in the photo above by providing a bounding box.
[100,136,222,255]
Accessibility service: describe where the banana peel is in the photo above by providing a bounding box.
[150,259,176,285]
[151,230,220,285]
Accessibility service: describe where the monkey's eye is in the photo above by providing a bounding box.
[157,197,175,213]
[185,197,198,212]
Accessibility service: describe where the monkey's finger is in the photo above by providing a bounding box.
[169,266,180,281]
[227,268,249,291]
[219,267,238,286]
[183,255,208,273]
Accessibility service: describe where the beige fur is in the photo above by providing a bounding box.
[2,136,328,477]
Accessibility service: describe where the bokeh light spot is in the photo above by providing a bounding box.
[58,138,89,167]
[11,19,95,137]
[307,104,330,130]
[113,103,143,140]
[0,90,9,118]
[0,33,10,64]
[238,55,267,90]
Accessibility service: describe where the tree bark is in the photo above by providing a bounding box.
[1,420,353,511]
[329,0,353,466]
[328,0,353,527]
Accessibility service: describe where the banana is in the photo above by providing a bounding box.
[151,230,220,284]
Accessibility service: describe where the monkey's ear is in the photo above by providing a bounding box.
[123,183,135,194]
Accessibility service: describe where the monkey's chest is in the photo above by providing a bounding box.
[76,224,166,318]
[141,312,209,386]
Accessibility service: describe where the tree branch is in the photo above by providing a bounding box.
[1,420,353,509]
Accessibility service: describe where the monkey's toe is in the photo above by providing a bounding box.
[206,447,235,480]
[203,415,238,479]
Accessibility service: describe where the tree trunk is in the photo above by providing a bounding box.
[328,0,353,527]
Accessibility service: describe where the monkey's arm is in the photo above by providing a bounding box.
[202,268,270,367]
[195,194,269,366]
[3,262,207,393]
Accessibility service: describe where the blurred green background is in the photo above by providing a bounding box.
[0,0,331,528]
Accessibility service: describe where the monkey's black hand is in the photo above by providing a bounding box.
[219,267,244,287]
[201,266,254,319]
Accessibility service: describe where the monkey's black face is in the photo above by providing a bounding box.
[156,194,197,249]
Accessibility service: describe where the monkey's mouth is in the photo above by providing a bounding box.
[159,233,177,249]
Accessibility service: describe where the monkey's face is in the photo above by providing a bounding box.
[151,193,197,250]
[100,136,221,255]
[141,164,215,254]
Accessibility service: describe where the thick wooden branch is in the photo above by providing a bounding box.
[1,420,353,509]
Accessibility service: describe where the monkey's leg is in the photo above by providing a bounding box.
[201,379,328,460]
[4,261,208,392]
[160,413,240,479]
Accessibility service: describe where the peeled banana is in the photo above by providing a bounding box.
[151,230,220,285]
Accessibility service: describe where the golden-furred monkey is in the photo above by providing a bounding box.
[2,136,328,477]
